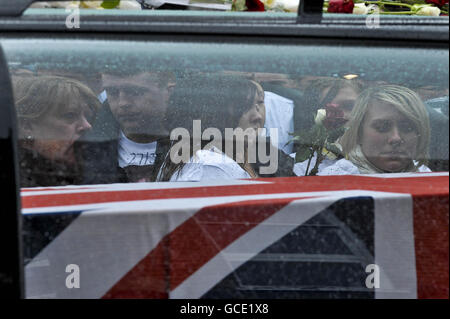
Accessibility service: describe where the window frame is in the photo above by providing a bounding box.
[0,3,448,299]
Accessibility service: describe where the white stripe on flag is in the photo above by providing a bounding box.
[374,194,417,299]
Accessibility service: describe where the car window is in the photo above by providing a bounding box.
[27,0,449,17]
[1,2,448,301]
[2,36,448,187]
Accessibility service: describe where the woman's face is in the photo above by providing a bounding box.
[27,99,94,163]
[238,83,266,133]
[359,102,420,172]
[320,85,360,129]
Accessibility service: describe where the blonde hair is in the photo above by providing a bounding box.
[340,85,430,167]
[13,75,101,126]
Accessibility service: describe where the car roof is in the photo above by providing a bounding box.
[0,1,448,42]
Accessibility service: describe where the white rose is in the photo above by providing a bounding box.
[281,0,300,12]
[367,4,380,14]
[30,1,79,8]
[118,1,142,9]
[277,0,299,12]
[262,0,299,12]
[315,109,326,125]
[260,0,274,7]
[80,1,104,9]
[353,3,368,15]
[416,6,441,16]
[30,2,53,8]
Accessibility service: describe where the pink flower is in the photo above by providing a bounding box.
[327,0,355,14]
[322,103,348,130]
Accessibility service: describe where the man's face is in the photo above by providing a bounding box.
[321,86,360,122]
[102,73,170,137]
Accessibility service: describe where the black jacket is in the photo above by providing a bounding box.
[19,147,82,187]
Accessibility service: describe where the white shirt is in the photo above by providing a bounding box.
[118,131,157,168]
[264,91,295,155]
[293,155,431,176]
[170,147,251,182]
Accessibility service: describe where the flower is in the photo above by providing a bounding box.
[426,0,449,8]
[118,0,142,9]
[322,142,343,160]
[245,0,266,11]
[262,0,299,12]
[353,3,369,14]
[325,0,448,16]
[31,1,142,10]
[322,103,347,130]
[80,1,104,8]
[315,109,327,125]
[30,1,80,8]
[327,0,355,13]
[416,5,441,15]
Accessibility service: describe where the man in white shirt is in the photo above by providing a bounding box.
[263,91,295,155]
[101,71,174,182]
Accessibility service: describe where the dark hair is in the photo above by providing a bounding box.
[158,73,260,181]
[102,69,175,89]
[300,77,366,124]
[165,73,257,134]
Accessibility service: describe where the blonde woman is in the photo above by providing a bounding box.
[13,75,101,186]
[294,84,431,175]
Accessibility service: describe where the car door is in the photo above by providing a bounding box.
[0,0,448,299]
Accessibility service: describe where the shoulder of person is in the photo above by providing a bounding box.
[171,147,249,182]
[264,91,294,106]
[415,161,432,173]
[318,158,360,176]
[293,152,337,176]
[191,147,237,166]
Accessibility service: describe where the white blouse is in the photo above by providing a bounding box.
[293,154,431,176]
[169,147,251,182]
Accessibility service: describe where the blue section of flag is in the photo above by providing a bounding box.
[202,197,375,299]
[23,210,83,265]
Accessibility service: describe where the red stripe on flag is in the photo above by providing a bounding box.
[413,195,449,299]
[22,175,448,209]
[102,197,312,298]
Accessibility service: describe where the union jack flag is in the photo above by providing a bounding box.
[22,173,449,299]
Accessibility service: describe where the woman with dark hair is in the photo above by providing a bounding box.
[157,73,293,182]
[13,75,101,187]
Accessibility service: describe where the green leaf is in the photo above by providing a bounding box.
[325,142,344,157]
[295,145,313,163]
[285,135,300,144]
[327,126,347,142]
[101,0,120,9]
[291,130,315,146]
